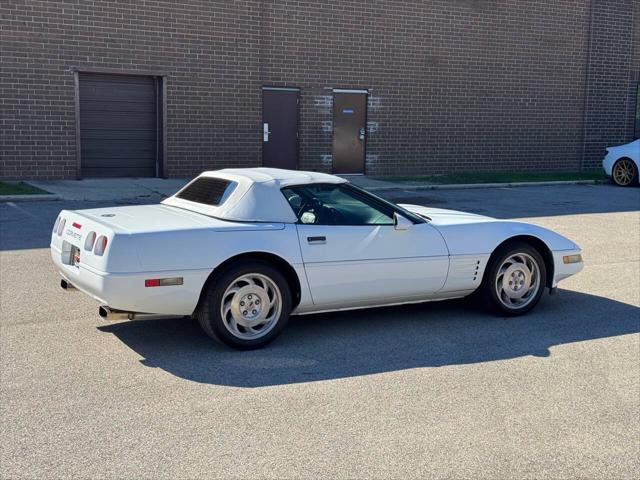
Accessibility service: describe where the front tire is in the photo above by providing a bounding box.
[196,261,292,350]
[612,158,638,187]
[479,242,547,316]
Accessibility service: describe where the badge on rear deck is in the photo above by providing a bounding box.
[65,229,81,241]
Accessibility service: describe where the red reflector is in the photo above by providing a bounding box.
[72,222,82,229]
[144,277,183,287]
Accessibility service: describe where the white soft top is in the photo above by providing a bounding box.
[162,168,347,223]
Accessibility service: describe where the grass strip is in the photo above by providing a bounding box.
[377,171,606,185]
[0,181,49,195]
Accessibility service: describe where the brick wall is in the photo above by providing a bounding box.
[261,0,595,175]
[1,0,261,180]
[631,0,640,138]
[581,0,636,169]
[0,0,636,180]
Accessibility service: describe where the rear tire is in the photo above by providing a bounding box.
[196,260,292,350]
[478,241,547,316]
[612,158,638,187]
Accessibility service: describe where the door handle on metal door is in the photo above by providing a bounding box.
[307,236,326,245]
[263,123,270,142]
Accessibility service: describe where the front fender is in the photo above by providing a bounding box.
[433,220,579,256]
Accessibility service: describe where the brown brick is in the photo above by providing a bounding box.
[0,0,637,180]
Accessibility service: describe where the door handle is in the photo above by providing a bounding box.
[307,236,326,245]
[263,123,270,142]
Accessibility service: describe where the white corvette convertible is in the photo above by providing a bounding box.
[51,168,583,349]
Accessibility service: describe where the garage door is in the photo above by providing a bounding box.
[79,73,160,177]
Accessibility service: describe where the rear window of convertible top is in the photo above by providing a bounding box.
[175,177,237,206]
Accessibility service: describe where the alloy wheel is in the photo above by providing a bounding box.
[613,159,636,186]
[494,253,541,309]
[220,273,283,340]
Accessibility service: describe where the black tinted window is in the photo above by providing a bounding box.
[176,177,237,206]
[281,184,395,226]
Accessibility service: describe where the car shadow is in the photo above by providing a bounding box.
[98,289,639,388]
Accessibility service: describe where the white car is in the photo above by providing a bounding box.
[51,168,584,349]
[603,139,640,186]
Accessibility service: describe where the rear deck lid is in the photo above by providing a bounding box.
[75,204,284,234]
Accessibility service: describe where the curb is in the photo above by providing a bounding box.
[366,179,606,192]
[0,194,62,203]
[0,179,607,201]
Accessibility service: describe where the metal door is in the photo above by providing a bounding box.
[79,73,159,177]
[332,90,367,174]
[262,87,299,170]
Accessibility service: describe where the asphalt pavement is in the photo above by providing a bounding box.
[1,183,639,479]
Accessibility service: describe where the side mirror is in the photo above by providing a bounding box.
[393,212,412,231]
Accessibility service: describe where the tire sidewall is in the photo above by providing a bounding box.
[202,261,292,349]
[484,243,547,316]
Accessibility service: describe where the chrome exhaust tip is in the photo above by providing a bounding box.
[99,306,132,321]
[98,306,182,322]
[60,279,77,291]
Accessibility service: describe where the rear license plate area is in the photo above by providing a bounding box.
[61,240,81,267]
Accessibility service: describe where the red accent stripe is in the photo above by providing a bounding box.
[145,279,160,287]
[72,222,82,229]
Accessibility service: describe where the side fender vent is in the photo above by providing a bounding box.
[443,255,490,292]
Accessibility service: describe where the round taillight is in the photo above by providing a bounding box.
[84,231,96,251]
[94,235,108,256]
[57,218,66,236]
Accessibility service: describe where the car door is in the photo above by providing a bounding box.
[282,184,449,308]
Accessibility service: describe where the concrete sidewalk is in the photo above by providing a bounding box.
[25,176,406,202]
[21,175,603,202]
[338,175,408,190]
[28,178,190,202]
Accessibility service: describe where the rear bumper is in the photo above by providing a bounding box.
[52,246,109,305]
[51,244,210,315]
[551,250,584,287]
